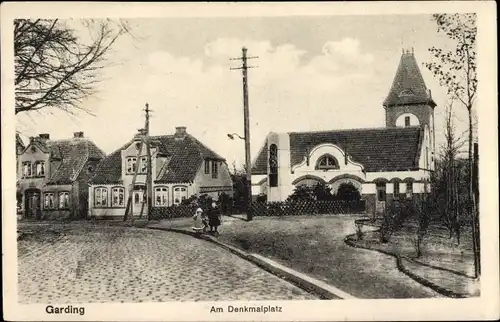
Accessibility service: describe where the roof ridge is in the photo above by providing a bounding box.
[187,134,225,160]
[287,126,421,134]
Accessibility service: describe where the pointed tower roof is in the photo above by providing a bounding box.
[383,50,436,108]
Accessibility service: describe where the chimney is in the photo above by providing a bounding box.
[73,131,84,138]
[133,128,146,141]
[174,126,187,141]
[38,133,50,144]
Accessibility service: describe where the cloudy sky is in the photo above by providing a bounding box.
[16,14,472,169]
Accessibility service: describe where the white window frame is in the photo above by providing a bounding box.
[173,186,188,205]
[155,186,169,207]
[23,161,32,178]
[204,160,210,174]
[126,157,138,174]
[406,182,413,199]
[211,161,218,178]
[139,156,147,174]
[58,192,70,209]
[316,154,339,170]
[94,187,108,207]
[44,192,56,209]
[111,186,125,207]
[34,161,46,177]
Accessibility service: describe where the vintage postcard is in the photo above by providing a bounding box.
[1,1,498,321]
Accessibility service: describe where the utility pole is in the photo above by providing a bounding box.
[123,103,152,223]
[145,103,153,221]
[231,47,257,222]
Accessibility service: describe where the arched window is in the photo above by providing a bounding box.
[173,186,188,205]
[155,186,169,207]
[315,154,339,170]
[269,144,278,187]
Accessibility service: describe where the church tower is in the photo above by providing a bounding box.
[383,49,437,170]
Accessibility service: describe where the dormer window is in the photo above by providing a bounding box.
[204,160,210,174]
[316,154,339,170]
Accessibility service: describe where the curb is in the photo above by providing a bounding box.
[343,233,471,298]
[147,225,355,300]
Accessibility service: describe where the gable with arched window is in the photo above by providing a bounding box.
[315,154,339,170]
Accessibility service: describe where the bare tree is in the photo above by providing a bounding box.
[14,19,131,115]
[439,101,466,242]
[425,13,479,278]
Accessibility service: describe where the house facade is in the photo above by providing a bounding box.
[88,126,233,218]
[17,132,105,220]
[251,51,436,214]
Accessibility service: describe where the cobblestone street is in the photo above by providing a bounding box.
[18,225,316,303]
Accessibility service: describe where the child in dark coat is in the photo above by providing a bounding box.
[207,201,221,236]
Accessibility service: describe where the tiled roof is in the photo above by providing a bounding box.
[383,52,436,108]
[46,138,106,185]
[251,127,423,174]
[89,134,225,185]
[16,134,25,152]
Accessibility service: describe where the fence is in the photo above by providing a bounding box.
[149,205,198,220]
[251,199,366,217]
[149,199,365,220]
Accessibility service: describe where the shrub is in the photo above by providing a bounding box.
[334,182,361,201]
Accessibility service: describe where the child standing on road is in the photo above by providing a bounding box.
[192,208,208,233]
[208,201,221,237]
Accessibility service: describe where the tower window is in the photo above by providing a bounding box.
[405,116,410,127]
[269,144,278,187]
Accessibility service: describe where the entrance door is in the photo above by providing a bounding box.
[25,189,41,219]
[375,183,386,215]
[132,185,147,217]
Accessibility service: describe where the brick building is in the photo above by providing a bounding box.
[251,51,436,214]
[17,132,105,220]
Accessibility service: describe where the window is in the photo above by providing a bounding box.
[400,89,414,96]
[94,187,108,207]
[34,161,45,177]
[155,187,169,206]
[376,183,386,202]
[139,157,147,174]
[204,160,210,174]
[58,192,69,209]
[316,154,339,170]
[269,144,278,187]
[23,162,32,178]
[112,187,125,207]
[393,182,400,200]
[44,192,55,209]
[173,186,188,205]
[126,157,137,174]
[211,161,218,178]
[405,116,410,127]
[406,182,413,199]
